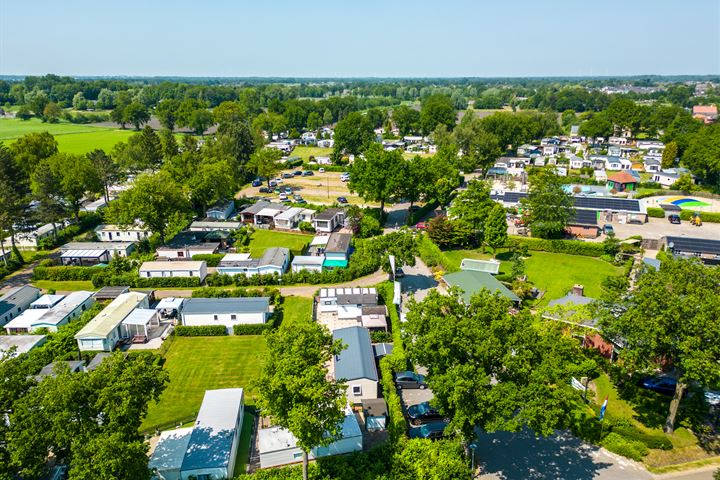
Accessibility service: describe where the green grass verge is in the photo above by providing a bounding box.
[233,411,255,476]
[248,229,312,257]
[279,296,313,327]
[141,336,268,431]
[32,280,96,292]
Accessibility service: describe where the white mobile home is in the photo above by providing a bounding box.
[180,297,271,334]
[332,326,378,404]
[291,255,325,273]
[0,286,42,328]
[139,261,208,282]
[5,291,95,333]
[75,292,149,351]
[216,248,290,277]
[95,224,150,242]
[312,208,345,233]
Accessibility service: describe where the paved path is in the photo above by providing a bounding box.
[0,250,59,293]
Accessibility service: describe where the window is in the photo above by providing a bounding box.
[352,385,362,396]
[189,271,194,276]
[213,315,218,321]
[293,452,303,460]
[231,314,237,320]
[178,251,184,257]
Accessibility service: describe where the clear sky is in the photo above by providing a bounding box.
[1,0,718,77]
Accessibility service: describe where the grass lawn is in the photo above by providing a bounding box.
[279,296,313,327]
[233,411,255,476]
[54,129,135,154]
[291,146,333,162]
[141,336,268,431]
[441,248,622,303]
[248,229,312,257]
[0,117,105,138]
[32,280,95,292]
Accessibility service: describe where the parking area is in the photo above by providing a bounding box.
[609,216,720,241]
[399,385,434,408]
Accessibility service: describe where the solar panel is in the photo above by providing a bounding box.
[573,196,641,212]
[665,236,720,255]
[570,209,599,226]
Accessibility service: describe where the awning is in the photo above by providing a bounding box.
[61,249,108,258]
[323,258,348,268]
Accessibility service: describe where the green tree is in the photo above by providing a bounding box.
[106,171,191,243]
[158,128,179,160]
[72,91,87,111]
[154,99,180,130]
[112,126,163,172]
[392,105,421,136]
[447,180,494,243]
[0,143,31,256]
[579,112,613,139]
[682,123,720,187]
[123,102,150,130]
[42,102,62,123]
[484,203,508,254]
[96,88,115,109]
[420,94,456,134]
[671,173,695,192]
[661,141,678,169]
[210,121,257,174]
[306,111,322,132]
[391,439,470,479]
[333,111,375,157]
[87,149,121,204]
[521,170,574,239]
[322,108,333,125]
[348,144,404,217]
[188,158,236,215]
[45,153,103,221]
[9,131,58,178]
[213,101,246,126]
[404,289,591,442]
[599,258,720,433]
[247,148,283,186]
[453,114,502,172]
[255,322,347,480]
[30,159,66,237]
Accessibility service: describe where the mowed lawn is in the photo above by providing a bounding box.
[141,336,268,431]
[290,146,333,162]
[54,129,134,154]
[441,248,622,303]
[280,296,313,327]
[248,229,312,257]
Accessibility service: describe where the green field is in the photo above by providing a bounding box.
[441,248,622,303]
[290,146,333,162]
[0,117,135,154]
[280,296,313,327]
[141,336,268,431]
[248,229,313,257]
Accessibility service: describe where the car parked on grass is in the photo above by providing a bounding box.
[668,214,681,224]
[337,196,348,204]
[408,421,448,440]
[303,171,314,176]
[269,180,277,187]
[252,179,261,187]
[340,173,350,182]
[318,167,325,173]
[395,371,427,389]
[284,186,293,194]
[294,170,303,176]
[283,173,294,179]
[407,402,445,425]
[259,187,270,193]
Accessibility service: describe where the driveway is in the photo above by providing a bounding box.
[475,429,653,480]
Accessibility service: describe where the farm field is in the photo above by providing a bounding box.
[141,336,268,431]
[248,229,313,257]
[441,248,622,303]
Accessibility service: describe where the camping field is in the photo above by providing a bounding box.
[141,336,268,431]
[248,229,313,257]
[0,117,134,154]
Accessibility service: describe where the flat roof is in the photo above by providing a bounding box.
[181,388,244,471]
[38,291,95,327]
[182,297,270,315]
[221,253,251,262]
[61,241,134,251]
[149,427,194,473]
[122,308,157,326]
[459,259,501,274]
[95,224,147,232]
[156,297,185,311]
[31,294,66,309]
[4,309,47,330]
[139,261,205,271]
[326,233,352,253]
[310,235,330,246]
[292,255,325,266]
[0,335,46,357]
[75,292,148,339]
[275,207,305,221]
[61,249,108,259]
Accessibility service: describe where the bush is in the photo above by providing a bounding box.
[646,207,665,218]
[600,432,649,461]
[191,253,225,267]
[233,323,272,335]
[38,259,54,267]
[174,325,227,336]
[379,356,407,442]
[192,286,281,303]
[417,233,453,271]
[33,265,107,281]
[370,330,393,343]
[505,236,606,257]
[409,201,438,225]
[298,221,315,233]
[91,272,201,288]
[679,210,720,223]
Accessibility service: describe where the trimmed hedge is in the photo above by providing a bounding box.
[505,236,606,257]
[192,286,281,304]
[600,432,649,461]
[33,265,107,281]
[175,325,227,336]
[91,272,201,288]
[233,323,272,335]
[191,253,225,267]
[646,207,665,218]
[417,234,454,271]
[679,210,720,223]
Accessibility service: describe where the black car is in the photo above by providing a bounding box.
[294,170,303,176]
[337,196,348,204]
[407,402,444,425]
[259,187,270,193]
[394,267,405,279]
[283,173,294,179]
[639,376,677,396]
[408,421,448,440]
[395,371,427,389]
[302,170,314,176]
[668,214,681,224]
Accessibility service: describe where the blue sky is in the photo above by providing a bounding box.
[1,0,718,77]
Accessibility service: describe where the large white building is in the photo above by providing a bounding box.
[180,297,271,334]
[95,224,150,242]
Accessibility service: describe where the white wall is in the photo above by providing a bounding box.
[182,311,268,333]
[140,266,207,282]
[98,229,148,242]
[344,378,378,404]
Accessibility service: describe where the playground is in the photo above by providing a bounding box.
[645,195,720,213]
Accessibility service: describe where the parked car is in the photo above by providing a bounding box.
[668,214,681,224]
[603,224,614,235]
[639,376,677,396]
[274,187,281,194]
[251,179,261,187]
[279,193,288,201]
[340,173,350,182]
[415,222,428,230]
[395,371,427,389]
[303,171,314,176]
[295,198,307,204]
[275,177,283,183]
[259,187,270,193]
[394,267,405,279]
[269,180,277,187]
[407,402,445,425]
[293,194,303,201]
[408,421,448,439]
[283,173,294,179]
[284,186,293,194]
[318,167,325,173]
[294,170,303,176]
[337,196,348,204]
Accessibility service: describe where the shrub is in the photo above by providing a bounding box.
[233,323,272,335]
[174,325,227,336]
[505,236,606,257]
[38,259,54,267]
[679,210,720,223]
[417,234,453,271]
[611,425,672,450]
[379,356,407,442]
[91,272,201,288]
[298,221,315,233]
[646,207,665,218]
[191,253,225,267]
[33,265,107,281]
[600,432,649,461]
[370,331,393,343]
[192,286,281,304]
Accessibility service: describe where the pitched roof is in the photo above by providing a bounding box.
[442,270,521,303]
[325,233,352,253]
[333,326,378,381]
[314,208,344,221]
[181,297,270,315]
[607,171,638,184]
[75,292,147,339]
[0,286,41,317]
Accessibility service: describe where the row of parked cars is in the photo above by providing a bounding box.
[394,370,451,439]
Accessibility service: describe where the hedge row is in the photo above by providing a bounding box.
[409,201,438,225]
[33,265,107,281]
[191,253,226,267]
[646,207,665,218]
[91,272,201,288]
[679,210,720,223]
[417,234,455,271]
[191,286,281,304]
[505,236,606,257]
[175,325,227,336]
[600,432,648,461]
[233,323,272,335]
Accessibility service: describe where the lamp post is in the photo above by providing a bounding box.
[469,443,478,479]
